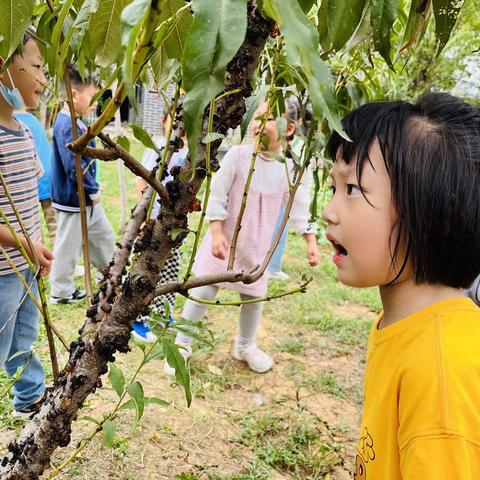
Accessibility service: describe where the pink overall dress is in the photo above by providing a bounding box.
[193,148,286,297]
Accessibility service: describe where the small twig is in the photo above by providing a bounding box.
[179,279,311,306]
[74,134,170,205]
[154,266,259,297]
[63,64,94,303]
[227,93,277,270]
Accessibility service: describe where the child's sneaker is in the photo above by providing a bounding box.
[131,320,158,343]
[163,343,192,376]
[233,339,273,373]
[13,394,44,419]
[50,288,87,305]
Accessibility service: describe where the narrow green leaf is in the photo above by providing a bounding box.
[182,0,248,169]
[108,364,125,397]
[89,0,130,67]
[327,0,366,51]
[163,338,192,406]
[120,0,150,45]
[0,0,35,61]
[126,381,145,428]
[202,132,225,144]
[297,0,315,14]
[73,0,100,31]
[80,415,101,425]
[121,396,169,409]
[160,0,193,59]
[432,0,465,54]
[241,84,268,141]
[369,0,400,69]
[150,47,179,90]
[131,125,159,152]
[102,420,116,448]
[49,0,75,76]
[263,0,347,137]
[116,135,131,152]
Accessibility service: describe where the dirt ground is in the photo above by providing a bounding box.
[0,297,375,480]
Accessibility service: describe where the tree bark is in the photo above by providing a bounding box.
[0,4,273,478]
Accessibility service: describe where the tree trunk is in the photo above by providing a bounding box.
[0,4,273,479]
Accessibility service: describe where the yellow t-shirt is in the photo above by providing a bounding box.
[355,298,480,479]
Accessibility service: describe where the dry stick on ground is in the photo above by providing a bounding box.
[0,6,274,478]
[63,65,94,303]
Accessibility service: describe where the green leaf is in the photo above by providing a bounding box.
[74,0,100,32]
[159,0,193,59]
[150,47,180,90]
[241,84,268,141]
[80,415,101,425]
[297,0,315,14]
[275,117,287,141]
[263,0,346,138]
[89,0,130,67]
[0,0,35,62]
[120,396,169,409]
[163,338,192,406]
[49,0,75,76]
[115,134,131,152]
[327,0,366,51]
[108,364,125,397]
[102,419,116,448]
[202,132,225,144]
[432,0,465,54]
[131,125,159,152]
[182,0,248,170]
[120,0,150,45]
[369,0,400,69]
[126,381,145,429]
[121,0,149,107]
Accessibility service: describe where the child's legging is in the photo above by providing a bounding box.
[137,248,181,322]
[176,285,264,347]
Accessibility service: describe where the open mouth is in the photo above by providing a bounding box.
[331,239,348,257]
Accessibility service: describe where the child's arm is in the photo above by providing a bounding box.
[285,165,319,267]
[205,147,238,260]
[0,225,53,276]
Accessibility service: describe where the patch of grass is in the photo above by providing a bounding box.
[234,412,343,479]
[313,371,346,399]
[272,337,305,355]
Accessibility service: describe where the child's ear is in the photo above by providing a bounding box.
[285,122,296,138]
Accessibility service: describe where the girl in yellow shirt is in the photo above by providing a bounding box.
[323,92,480,479]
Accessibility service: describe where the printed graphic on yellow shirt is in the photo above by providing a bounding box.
[355,426,375,479]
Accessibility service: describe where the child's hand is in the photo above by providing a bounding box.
[307,243,320,267]
[303,233,319,267]
[211,232,229,260]
[27,241,54,276]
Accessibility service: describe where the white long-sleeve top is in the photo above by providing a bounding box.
[205,144,316,235]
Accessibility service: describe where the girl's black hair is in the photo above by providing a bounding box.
[327,92,480,289]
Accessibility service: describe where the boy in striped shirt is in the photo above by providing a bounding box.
[0,32,53,417]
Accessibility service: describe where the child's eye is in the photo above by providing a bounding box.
[346,184,361,195]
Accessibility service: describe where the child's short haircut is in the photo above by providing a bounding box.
[67,65,99,90]
[327,92,480,289]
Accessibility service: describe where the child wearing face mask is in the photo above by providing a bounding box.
[323,93,480,479]
[0,30,53,418]
[164,100,319,375]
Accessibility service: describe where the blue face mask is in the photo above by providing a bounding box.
[0,70,25,110]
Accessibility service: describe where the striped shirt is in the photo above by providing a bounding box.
[0,122,43,275]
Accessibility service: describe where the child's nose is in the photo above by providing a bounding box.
[322,199,339,225]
